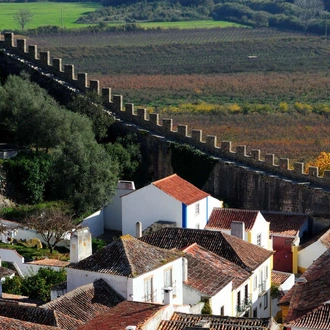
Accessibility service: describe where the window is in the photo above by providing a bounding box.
[195,203,200,216]
[265,265,269,279]
[264,293,268,309]
[164,268,172,288]
[237,291,241,306]
[244,284,248,301]
[253,275,257,290]
[253,307,257,317]
[144,277,153,302]
[257,233,262,246]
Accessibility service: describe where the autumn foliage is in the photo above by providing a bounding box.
[305,152,330,176]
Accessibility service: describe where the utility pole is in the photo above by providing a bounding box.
[325,10,328,41]
[61,2,63,27]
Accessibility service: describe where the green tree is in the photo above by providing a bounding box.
[2,276,22,295]
[13,9,33,31]
[294,0,324,31]
[3,153,52,204]
[51,132,119,215]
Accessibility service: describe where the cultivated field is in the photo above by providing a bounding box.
[0,2,101,30]
[27,28,330,163]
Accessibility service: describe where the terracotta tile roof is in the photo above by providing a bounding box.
[78,300,166,330]
[0,315,58,329]
[271,270,291,286]
[68,234,183,277]
[279,249,330,322]
[157,312,273,330]
[41,279,124,323]
[183,244,250,292]
[152,174,209,205]
[140,228,273,271]
[285,303,330,330]
[0,304,83,329]
[261,212,309,236]
[27,259,70,267]
[205,208,259,231]
[0,266,15,278]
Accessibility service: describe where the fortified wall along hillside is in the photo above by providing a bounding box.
[1,32,330,217]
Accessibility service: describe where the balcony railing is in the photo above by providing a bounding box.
[236,295,252,315]
[143,289,157,303]
[258,280,267,296]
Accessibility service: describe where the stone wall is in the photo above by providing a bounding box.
[1,32,330,216]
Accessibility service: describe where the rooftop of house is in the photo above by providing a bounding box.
[157,312,273,330]
[278,248,330,322]
[0,315,58,329]
[183,243,250,292]
[0,304,83,330]
[0,218,21,230]
[152,174,209,205]
[78,300,167,330]
[285,303,330,330]
[261,212,308,236]
[0,266,15,279]
[205,208,260,232]
[271,270,292,286]
[41,279,124,324]
[68,234,183,277]
[140,228,273,271]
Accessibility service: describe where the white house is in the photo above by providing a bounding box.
[66,234,184,305]
[205,208,271,250]
[297,227,330,273]
[140,227,274,318]
[121,174,222,236]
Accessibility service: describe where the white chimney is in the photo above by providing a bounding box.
[70,227,92,263]
[231,221,245,240]
[136,221,142,238]
[182,257,188,282]
[163,287,173,305]
[126,327,136,330]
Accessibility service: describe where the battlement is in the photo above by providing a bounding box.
[1,32,329,189]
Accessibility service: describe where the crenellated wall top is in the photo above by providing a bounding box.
[1,32,329,188]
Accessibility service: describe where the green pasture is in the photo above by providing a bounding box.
[0,2,101,31]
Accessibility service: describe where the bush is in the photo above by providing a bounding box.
[201,298,212,314]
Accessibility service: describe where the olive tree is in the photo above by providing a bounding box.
[13,9,33,31]
[294,0,324,31]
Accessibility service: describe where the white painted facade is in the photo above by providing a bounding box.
[81,209,104,238]
[250,258,272,318]
[298,239,328,272]
[249,213,271,250]
[67,257,183,305]
[210,282,233,316]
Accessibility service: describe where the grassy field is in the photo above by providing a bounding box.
[0,2,101,30]
[21,27,330,163]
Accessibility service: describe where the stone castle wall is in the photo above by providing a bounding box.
[1,32,330,215]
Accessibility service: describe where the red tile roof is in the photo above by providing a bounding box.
[0,315,58,329]
[68,234,183,277]
[157,312,273,330]
[78,301,166,330]
[140,228,274,271]
[152,174,209,205]
[183,244,250,292]
[279,249,330,322]
[206,208,259,231]
[41,279,124,323]
[0,266,15,278]
[261,212,309,236]
[271,270,292,286]
[285,303,330,330]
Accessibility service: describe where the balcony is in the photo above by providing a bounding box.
[258,280,267,296]
[236,295,252,315]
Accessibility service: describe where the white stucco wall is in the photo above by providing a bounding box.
[209,281,232,316]
[130,258,183,305]
[66,268,128,296]
[207,196,223,220]
[183,284,204,306]
[186,199,207,229]
[122,184,182,236]
[251,213,270,249]
[232,279,251,317]
[104,183,135,231]
[298,240,327,272]
[81,209,104,238]
[250,258,272,318]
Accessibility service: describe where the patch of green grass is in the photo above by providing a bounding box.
[0,2,101,31]
[0,241,69,262]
